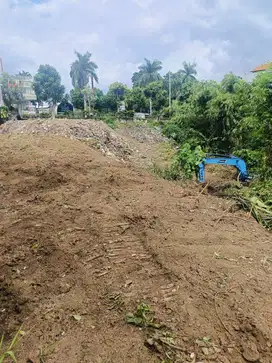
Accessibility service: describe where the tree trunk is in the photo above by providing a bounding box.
[149,97,152,115]
[91,76,95,112]
[51,104,56,119]
[17,103,23,118]
[83,93,87,111]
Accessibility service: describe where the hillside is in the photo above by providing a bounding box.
[0,121,271,363]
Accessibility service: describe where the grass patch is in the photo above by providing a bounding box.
[0,328,24,363]
[101,114,118,129]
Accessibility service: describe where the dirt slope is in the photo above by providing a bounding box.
[0,134,271,363]
[0,119,167,168]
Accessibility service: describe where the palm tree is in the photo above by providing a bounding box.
[18,71,31,77]
[134,58,162,87]
[181,61,197,81]
[70,51,98,110]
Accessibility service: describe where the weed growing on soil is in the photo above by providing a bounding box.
[0,328,24,363]
[126,303,188,362]
[151,163,183,181]
[125,302,163,329]
[101,114,117,129]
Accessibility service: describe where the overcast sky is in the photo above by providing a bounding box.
[0,0,271,91]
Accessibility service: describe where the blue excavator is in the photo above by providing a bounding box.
[197,154,252,183]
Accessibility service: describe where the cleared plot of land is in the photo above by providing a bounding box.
[0,122,271,363]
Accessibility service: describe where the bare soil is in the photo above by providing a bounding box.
[0,125,271,363]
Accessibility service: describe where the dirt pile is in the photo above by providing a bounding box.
[0,119,133,161]
[117,123,167,144]
[0,134,271,363]
[0,119,171,168]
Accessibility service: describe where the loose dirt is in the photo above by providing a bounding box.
[0,124,271,363]
[0,119,168,169]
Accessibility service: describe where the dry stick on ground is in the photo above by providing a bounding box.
[213,202,237,227]
[217,215,250,222]
[194,183,210,208]
[195,182,210,200]
[213,294,233,337]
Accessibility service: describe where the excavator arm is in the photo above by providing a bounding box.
[198,154,251,183]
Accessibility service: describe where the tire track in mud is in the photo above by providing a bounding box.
[82,222,180,305]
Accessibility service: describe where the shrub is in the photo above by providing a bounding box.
[0,106,8,121]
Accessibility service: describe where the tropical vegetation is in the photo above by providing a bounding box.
[1,53,271,227]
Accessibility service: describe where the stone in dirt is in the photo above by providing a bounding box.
[242,341,260,362]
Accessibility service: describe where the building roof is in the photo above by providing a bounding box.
[251,62,272,73]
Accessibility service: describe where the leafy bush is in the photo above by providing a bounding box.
[39,112,50,119]
[22,113,36,119]
[83,110,93,119]
[233,149,267,178]
[174,143,205,179]
[101,114,117,129]
[73,109,84,119]
[0,106,8,121]
[116,110,134,120]
[152,143,205,181]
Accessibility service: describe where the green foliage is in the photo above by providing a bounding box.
[39,112,50,118]
[33,65,65,117]
[0,328,24,363]
[70,51,98,90]
[116,110,134,120]
[0,106,8,120]
[0,73,25,110]
[164,72,272,181]
[70,88,84,109]
[124,87,148,112]
[144,81,168,111]
[108,82,128,100]
[152,144,205,181]
[180,61,197,81]
[225,189,272,229]
[101,114,117,129]
[125,303,162,329]
[132,58,162,87]
[174,143,205,179]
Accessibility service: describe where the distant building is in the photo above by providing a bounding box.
[15,74,37,105]
[251,62,272,73]
[0,57,37,111]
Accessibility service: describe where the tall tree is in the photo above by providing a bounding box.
[33,65,65,118]
[125,87,148,113]
[144,81,168,114]
[70,51,98,110]
[0,72,25,115]
[70,88,84,110]
[132,58,162,87]
[18,71,31,77]
[181,61,197,81]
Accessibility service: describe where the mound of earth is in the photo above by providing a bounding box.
[0,134,271,363]
[0,119,167,168]
[0,118,134,161]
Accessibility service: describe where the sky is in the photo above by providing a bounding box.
[0,0,272,91]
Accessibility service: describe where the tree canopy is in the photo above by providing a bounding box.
[33,64,65,117]
[70,51,98,90]
[132,58,162,87]
[0,72,25,110]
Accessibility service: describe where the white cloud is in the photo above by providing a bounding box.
[163,40,230,79]
[1,0,272,91]
[160,34,175,45]
[139,15,166,32]
[132,0,156,8]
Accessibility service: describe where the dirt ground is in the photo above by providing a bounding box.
[0,125,272,363]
